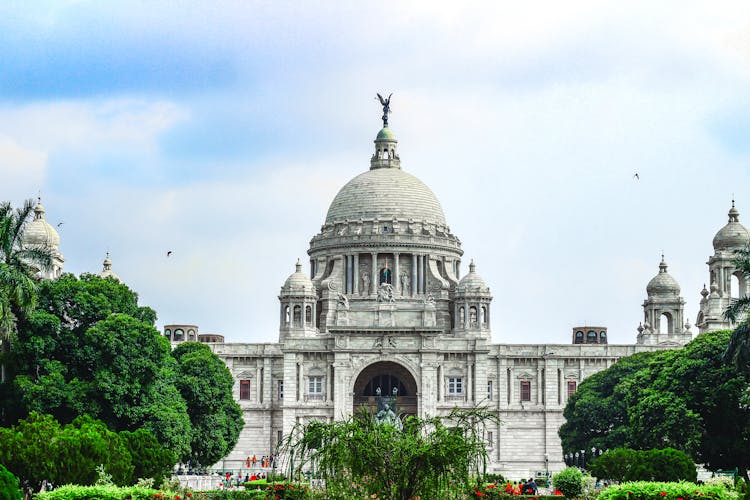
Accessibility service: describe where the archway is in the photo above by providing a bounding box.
[353,361,418,416]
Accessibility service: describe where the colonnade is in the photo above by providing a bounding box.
[343,252,443,297]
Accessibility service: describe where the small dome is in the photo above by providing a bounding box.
[282,259,316,293]
[712,200,749,250]
[456,260,490,294]
[99,252,120,281]
[376,126,397,141]
[23,199,60,248]
[646,256,680,295]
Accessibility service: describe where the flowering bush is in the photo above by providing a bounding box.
[597,482,739,500]
[553,468,585,499]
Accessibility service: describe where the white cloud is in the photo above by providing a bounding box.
[0,135,47,200]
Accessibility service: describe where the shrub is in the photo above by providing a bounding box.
[589,449,696,483]
[0,464,21,500]
[553,467,585,499]
[36,485,177,500]
[598,481,738,500]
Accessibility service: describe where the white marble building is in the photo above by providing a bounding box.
[159,118,749,479]
[28,115,749,479]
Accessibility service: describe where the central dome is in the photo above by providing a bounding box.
[325,168,447,225]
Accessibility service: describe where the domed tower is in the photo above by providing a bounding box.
[307,104,464,333]
[22,198,64,280]
[99,252,120,281]
[453,260,492,336]
[637,255,690,345]
[696,200,750,333]
[278,259,318,340]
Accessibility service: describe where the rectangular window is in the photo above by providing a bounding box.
[308,376,323,398]
[487,431,493,447]
[487,380,493,401]
[448,377,463,395]
[278,380,284,400]
[240,380,251,400]
[567,381,577,398]
[520,380,531,402]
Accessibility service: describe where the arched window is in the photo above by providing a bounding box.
[730,273,740,298]
[284,306,290,325]
[587,331,597,343]
[305,305,312,324]
[165,329,172,340]
[575,331,584,344]
[600,331,607,344]
[481,306,487,325]
[293,305,302,326]
[469,306,478,326]
[459,307,466,325]
[379,266,392,284]
[659,313,672,334]
[188,329,196,341]
[174,329,184,341]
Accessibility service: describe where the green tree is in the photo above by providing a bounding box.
[724,245,750,372]
[119,428,174,483]
[0,464,22,500]
[0,412,61,492]
[560,330,750,482]
[1,274,190,462]
[559,350,661,453]
[283,407,499,500]
[0,199,54,382]
[171,342,243,467]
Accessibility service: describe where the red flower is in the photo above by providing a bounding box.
[677,497,684,500]
[661,493,667,497]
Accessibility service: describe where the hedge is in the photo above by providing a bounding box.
[598,482,739,500]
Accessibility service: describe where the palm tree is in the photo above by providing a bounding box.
[0,199,54,382]
[724,245,750,373]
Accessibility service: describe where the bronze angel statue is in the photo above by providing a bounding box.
[377,92,392,127]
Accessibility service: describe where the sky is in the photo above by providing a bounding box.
[1,1,749,345]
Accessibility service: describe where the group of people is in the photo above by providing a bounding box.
[245,454,275,469]
[504,478,539,495]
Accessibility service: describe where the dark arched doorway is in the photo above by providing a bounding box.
[353,361,418,416]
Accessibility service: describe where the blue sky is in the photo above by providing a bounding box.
[2,1,749,344]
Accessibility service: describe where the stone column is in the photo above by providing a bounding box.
[298,361,304,402]
[353,254,359,295]
[370,252,378,295]
[394,252,400,295]
[467,360,473,402]
[437,364,442,402]
[411,254,418,297]
[417,254,423,295]
[256,365,262,404]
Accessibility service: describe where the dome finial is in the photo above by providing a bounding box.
[377,92,393,128]
[295,258,302,273]
[728,198,740,222]
[469,259,476,273]
[659,254,667,272]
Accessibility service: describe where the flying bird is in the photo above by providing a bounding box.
[633,173,640,180]
[57,221,64,227]
[166,251,172,257]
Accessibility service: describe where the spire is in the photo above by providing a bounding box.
[371,94,400,170]
[729,198,740,222]
[103,252,112,271]
[659,254,668,273]
[469,259,476,273]
[295,258,302,273]
[34,196,45,220]
[99,252,120,281]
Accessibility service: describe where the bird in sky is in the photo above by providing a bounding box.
[633,173,640,180]
[57,221,64,227]
[167,251,172,257]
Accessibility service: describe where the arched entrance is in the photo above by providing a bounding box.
[353,361,418,416]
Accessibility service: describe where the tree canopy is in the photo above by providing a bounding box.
[559,330,750,481]
[172,342,243,467]
[0,272,241,467]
